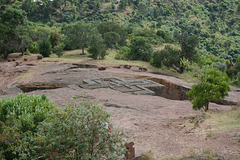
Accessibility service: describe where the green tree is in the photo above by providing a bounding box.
[97,22,127,46]
[186,68,230,111]
[129,36,153,61]
[63,22,92,54]
[88,33,106,60]
[39,39,51,57]
[0,5,27,59]
[50,28,60,48]
[41,0,53,20]
[29,42,39,53]
[54,42,65,58]
[138,2,148,15]
[18,24,33,55]
[150,45,180,68]
[179,31,199,73]
[103,32,120,49]
[22,0,39,19]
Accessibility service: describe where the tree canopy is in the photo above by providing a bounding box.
[187,68,230,111]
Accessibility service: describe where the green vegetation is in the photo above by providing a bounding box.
[0,94,56,159]
[0,94,125,159]
[187,68,230,111]
[88,32,107,59]
[39,39,52,57]
[179,148,220,160]
[54,42,65,58]
[1,0,239,86]
[204,106,240,133]
[0,0,239,86]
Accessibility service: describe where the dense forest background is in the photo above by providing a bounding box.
[0,0,240,85]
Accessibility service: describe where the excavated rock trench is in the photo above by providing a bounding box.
[1,63,236,105]
[16,77,190,101]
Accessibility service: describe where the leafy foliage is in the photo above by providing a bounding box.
[115,46,131,60]
[97,22,127,46]
[49,28,60,48]
[150,45,180,68]
[0,94,56,132]
[29,42,39,53]
[0,5,27,59]
[104,32,120,49]
[187,68,230,111]
[129,36,153,61]
[0,94,125,159]
[35,102,125,159]
[88,32,107,59]
[0,94,56,159]
[54,42,65,58]
[39,39,52,57]
[62,22,92,54]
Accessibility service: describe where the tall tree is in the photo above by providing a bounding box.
[97,22,127,46]
[50,28,60,48]
[129,36,153,61]
[88,32,106,60]
[63,22,92,54]
[0,5,27,59]
[103,32,120,49]
[179,30,199,73]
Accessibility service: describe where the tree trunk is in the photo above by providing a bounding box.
[179,66,184,74]
[81,47,85,55]
[204,104,209,112]
[179,30,185,74]
[3,51,8,60]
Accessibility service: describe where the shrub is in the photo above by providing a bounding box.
[88,33,107,59]
[35,102,126,159]
[38,39,52,57]
[0,94,56,159]
[211,62,227,72]
[0,94,56,132]
[54,43,65,58]
[187,68,230,111]
[150,45,180,68]
[129,36,153,61]
[156,30,172,43]
[115,46,131,60]
[29,42,39,53]
[0,95,125,159]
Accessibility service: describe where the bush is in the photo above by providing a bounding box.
[38,39,52,57]
[211,62,227,72]
[187,68,230,111]
[88,33,107,59]
[115,46,131,60]
[35,102,125,159]
[0,94,56,132]
[156,30,172,43]
[150,45,180,68]
[0,95,125,159]
[28,42,39,53]
[129,36,153,61]
[0,94,56,159]
[54,43,65,58]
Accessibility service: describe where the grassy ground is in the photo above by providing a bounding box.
[204,106,240,133]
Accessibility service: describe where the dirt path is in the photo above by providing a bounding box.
[0,58,240,159]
